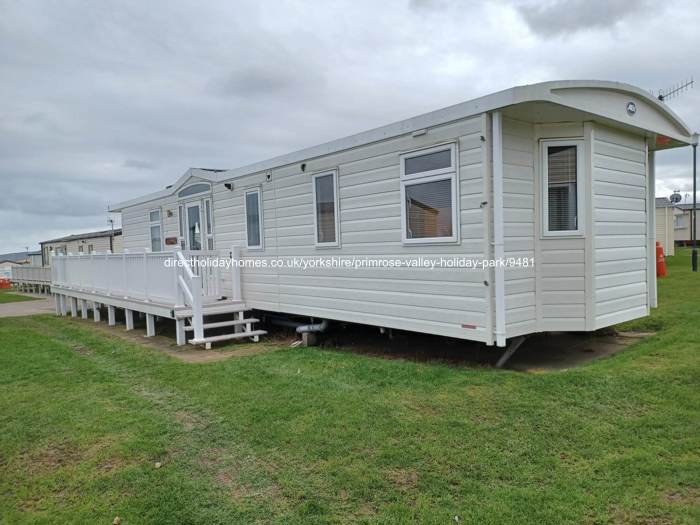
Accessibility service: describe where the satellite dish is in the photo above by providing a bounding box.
[670,191,682,204]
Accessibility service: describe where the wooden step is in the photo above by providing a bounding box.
[189,329,267,348]
[175,301,247,318]
[184,318,259,332]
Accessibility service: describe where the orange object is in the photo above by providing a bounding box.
[0,278,11,289]
[656,241,667,278]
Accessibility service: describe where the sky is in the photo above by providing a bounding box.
[1,0,700,252]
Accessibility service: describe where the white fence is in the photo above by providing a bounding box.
[51,249,241,307]
[11,265,51,284]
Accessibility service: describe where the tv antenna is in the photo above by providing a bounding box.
[655,78,694,102]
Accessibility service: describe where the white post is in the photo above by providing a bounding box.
[143,250,150,302]
[125,309,134,330]
[70,297,77,317]
[191,274,204,341]
[60,294,68,316]
[175,319,186,346]
[647,147,658,309]
[80,299,88,319]
[122,249,129,298]
[107,305,116,326]
[105,250,112,295]
[231,245,241,301]
[146,314,155,337]
[93,302,101,322]
[54,294,60,315]
[492,111,506,347]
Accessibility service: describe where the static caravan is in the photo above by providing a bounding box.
[53,80,694,351]
[655,198,679,256]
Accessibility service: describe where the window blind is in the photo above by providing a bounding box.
[547,145,577,231]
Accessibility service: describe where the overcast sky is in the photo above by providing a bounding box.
[2,0,699,252]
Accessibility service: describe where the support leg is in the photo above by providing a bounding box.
[80,299,88,319]
[60,295,68,316]
[175,319,186,346]
[125,309,134,331]
[93,302,101,322]
[54,294,60,315]
[145,314,156,337]
[107,305,116,326]
[495,336,526,369]
[69,297,77,317]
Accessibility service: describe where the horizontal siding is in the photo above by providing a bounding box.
[211,115,490,341]
[593,125,648,328]
[502,118,536,337]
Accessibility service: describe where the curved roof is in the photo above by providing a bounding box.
[110,80,695,211]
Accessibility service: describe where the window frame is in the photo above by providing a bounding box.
[400,143,457,181]
[399,143,459,245]
[540,139,585,238]
[149,208,163,252]
[311,170,340,248]
[244,188,264,250]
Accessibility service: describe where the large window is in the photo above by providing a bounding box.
[541,140,583,236]
[245,189,263,249]
[312,171,339,246]
[400,144,458,243]
[149,208,163,251]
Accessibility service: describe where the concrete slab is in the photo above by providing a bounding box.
[0,295,56,318]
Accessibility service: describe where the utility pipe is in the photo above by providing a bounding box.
[491,111,506,347]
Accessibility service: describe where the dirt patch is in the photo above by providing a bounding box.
[21,442,83,475]
[665,488,700,506]
[65,316,290,364]
[174,410,205,431]
[385,468,418,491]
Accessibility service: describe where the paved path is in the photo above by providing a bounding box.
[0,295,56,318]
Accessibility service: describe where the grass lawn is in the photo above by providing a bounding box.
[0,289,39,304]
[0,251,698,524]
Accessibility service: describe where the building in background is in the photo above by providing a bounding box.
[40,229,123,266]
[673,203,700,245]
[655,197,681,256]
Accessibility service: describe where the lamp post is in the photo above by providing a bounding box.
[693,133,699,272]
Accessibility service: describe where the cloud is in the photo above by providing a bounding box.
[123,159,157,170]
[515,0,653,37]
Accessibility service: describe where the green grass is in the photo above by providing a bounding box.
[0,251,699,524]
[0,289,39,303]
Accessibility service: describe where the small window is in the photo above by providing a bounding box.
[88,244,94,254]
[245,189,262,249]
[400,144,458,244]
[178,204,185,249]
[149,208,163,251]
[541,140,583,236]
[78,245,84,254]
[312,171,339,246]
[178,183,211,198]
[674,215,685,229]
[204,198,214,250]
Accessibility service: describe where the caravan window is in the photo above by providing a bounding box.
[245,189,263,249]
[312,171,339,246]
[149,208,163,251]
[541,140,584,236]
[400,144,458,244]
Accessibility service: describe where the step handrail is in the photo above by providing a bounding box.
[176,250,204,341]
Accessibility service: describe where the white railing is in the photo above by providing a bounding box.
[176,250,204,341]
[12,265,51,284]
[50,247,243,342]
[52,251,181,304]
[183,250,222,299]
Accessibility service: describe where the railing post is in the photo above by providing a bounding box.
[192,274,204,342]
[122,249,129,298]
[143,249,150,302]
[231,245,241,301]
[174,250,183,307]
[105,250,111,295]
